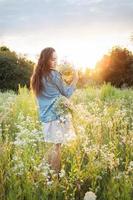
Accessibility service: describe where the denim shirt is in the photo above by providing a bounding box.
[36,69,76,123]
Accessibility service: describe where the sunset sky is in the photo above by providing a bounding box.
[0,0,133,70]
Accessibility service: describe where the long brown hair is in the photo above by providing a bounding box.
[30,47,55,97]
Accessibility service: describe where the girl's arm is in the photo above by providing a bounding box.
[53,71,78,98]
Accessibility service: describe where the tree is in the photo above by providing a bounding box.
[95,46,133,87]
[0,46,34,93]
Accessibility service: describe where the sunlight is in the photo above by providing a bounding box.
[57,35,133,71]
[57,39,111,71]
[3,33,133,72]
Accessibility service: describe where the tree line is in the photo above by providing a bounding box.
[0,45,133,93]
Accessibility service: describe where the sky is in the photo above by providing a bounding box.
[0,0,133,70]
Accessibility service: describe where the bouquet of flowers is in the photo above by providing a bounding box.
[53,96,76,124]
[53,96,75,116]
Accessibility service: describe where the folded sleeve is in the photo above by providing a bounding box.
[53,71,76,98]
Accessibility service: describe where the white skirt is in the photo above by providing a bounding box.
[42,113,77,145]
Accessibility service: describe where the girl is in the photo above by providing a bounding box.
[30,47,78,176]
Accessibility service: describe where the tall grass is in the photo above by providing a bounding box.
[0,83,133,200]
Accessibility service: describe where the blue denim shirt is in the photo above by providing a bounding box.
[36,69,76,123]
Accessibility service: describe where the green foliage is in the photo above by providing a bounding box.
[95,46,133,88]
[100,82,120,100]
[0,84,133,199]
[0,46,34,93]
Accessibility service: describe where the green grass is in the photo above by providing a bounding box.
[0,83,133,200]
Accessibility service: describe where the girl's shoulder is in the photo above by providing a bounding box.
[50,69,62,78]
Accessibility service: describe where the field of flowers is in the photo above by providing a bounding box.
[0,83,133,200]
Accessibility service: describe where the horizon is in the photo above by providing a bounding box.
[0,0,133,70]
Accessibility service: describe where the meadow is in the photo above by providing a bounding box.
[0,83,133,200]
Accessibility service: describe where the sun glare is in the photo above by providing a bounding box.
[57,41,110,71]
[57,35,133,71]
[3,33,133,72]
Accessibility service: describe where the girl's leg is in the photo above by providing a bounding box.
[48,143,61,173]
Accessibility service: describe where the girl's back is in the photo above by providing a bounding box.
[36,69,76,123]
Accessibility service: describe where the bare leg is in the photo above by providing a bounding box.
[48,143,61,174]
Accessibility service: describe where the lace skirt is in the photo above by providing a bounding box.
[42,113,77,145]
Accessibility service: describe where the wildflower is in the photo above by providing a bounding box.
[53,96,75,116]
[59,115,67,124]
[84,191,97,200]
[47,180,53,185]
[129,161,133,167]
[127,161,133,173]
[97,175,102,180]
[59,169,65,178]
